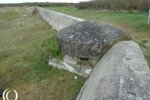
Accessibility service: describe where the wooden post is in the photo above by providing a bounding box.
[148,9,150,25]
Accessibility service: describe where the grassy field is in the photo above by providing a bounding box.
[0,5,150,100]
[46,6,150,66]
[0,7,85,100]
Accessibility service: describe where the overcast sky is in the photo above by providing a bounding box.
[0,0,91,4]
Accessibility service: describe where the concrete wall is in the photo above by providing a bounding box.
[36,7,85,31]
[77,41,150,100]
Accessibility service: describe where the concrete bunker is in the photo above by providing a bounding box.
[36,6,128,76]
[36,7,150,99]
[57,21,124,65]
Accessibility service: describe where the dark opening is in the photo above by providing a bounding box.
[80,57,89,61]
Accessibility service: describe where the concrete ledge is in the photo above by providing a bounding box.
[77,41,150,100]
[36,7,85,31]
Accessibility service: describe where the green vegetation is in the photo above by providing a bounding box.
[47,6,150,66]
[75,0,150,12]
[0,2,71,7]
[49,35,63,59]
[0,7,85,100]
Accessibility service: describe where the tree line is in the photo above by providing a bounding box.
[74,0,150,12]
[0,1,149,12]
[0,2,71,7]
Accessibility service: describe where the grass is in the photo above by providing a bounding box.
[0,7,85,100]
[46,6,150,66]
[49,35,63,60]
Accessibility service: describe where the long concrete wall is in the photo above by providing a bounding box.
[77,41,150,100]
[36,7,85,31]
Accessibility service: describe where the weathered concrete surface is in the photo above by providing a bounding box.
[57,21,124,59]
[77,41,150,100]
[36,7,85,31]
[49,55,92,77]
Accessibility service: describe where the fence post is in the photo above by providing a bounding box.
[148,9,150,25]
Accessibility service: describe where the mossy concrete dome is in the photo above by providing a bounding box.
[57,21,124,59]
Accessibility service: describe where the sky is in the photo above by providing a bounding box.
[0,0,91,4]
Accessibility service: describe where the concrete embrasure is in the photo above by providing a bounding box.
[76,41,150,100]
[36,7,85,31]
[49,55,92,77]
